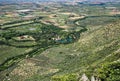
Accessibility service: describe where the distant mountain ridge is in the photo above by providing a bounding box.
[0,0,120,3]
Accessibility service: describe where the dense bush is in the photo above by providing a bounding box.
[97,61,120,81]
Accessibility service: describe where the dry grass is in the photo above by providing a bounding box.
[10,58,59,81]
[69,16,85,20]
[109,11,120,15]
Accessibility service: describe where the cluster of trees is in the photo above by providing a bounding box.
[97,61,120,81]
[0,16,43,26]
[0,30,25,40]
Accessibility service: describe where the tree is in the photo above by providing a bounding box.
[97,61,120,81]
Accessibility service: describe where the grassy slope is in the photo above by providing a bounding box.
[7,20,120,81]
[0,45,29,64]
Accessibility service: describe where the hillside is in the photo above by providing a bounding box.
[1,19,119,81]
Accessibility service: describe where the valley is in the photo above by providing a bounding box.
[0,1,120,81]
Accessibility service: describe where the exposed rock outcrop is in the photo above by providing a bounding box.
[80,74,101,81]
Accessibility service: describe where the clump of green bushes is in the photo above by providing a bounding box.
[51,73,78,81]
[97,61,120,81]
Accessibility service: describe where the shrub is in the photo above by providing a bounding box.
[51,73,78,81]
[97,61,120,81]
